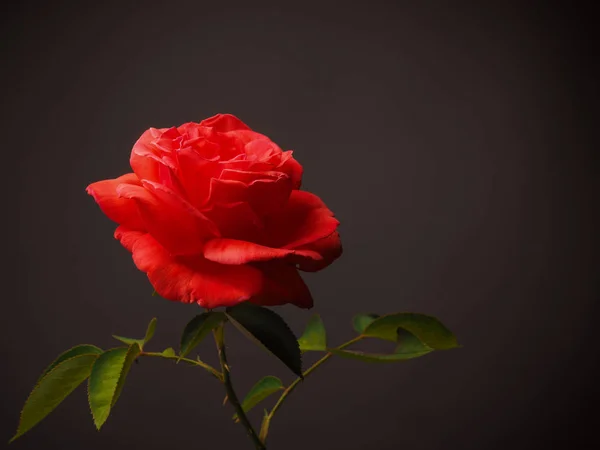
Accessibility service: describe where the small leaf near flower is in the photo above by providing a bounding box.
[111,317,157,350]
[226,302,303,378]
[179,312,227,359]
[160,347,176,357]
[298,314,327,351]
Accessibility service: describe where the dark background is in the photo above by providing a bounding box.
[2,1,598,449]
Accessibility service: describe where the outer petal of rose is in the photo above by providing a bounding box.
[265,190,340,250]
[203,238,321,265]
[130,127,166,182]
[114,226,146,252]
[278,151,303,189]
[294,231,342,272]
[251,262,313,309]
[130,233,264,308]
[116,180,219,255]
[199,113,251,132]
[86,173,145,230]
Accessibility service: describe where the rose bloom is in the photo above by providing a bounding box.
[87,114,341,309]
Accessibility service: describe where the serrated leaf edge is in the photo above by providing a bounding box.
[87,346,136,430]
[225,310,303,378]
[11,353,99,442]
[37,344,102,382]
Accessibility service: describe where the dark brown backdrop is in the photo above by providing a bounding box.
[2,1,598,449]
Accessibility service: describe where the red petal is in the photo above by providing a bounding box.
[116,180,219,255]
[114,226,145,252]
[130,233,264,308]
[251,262,313,309]
[203,238,321,265]
[209,170,293,216]
[203,201,265,242]
[176,147,221,208]
[265,190,340,250]
[130,127,166,182]
[294,231,342,272]
[199,113,251,132]
[277,151,303,189]
[86,173,145,230]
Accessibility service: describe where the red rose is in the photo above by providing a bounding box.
[86,114,341,309]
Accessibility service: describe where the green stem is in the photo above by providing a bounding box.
[259,335,365,443]
[214,325,266,450]
[141,352,223,381]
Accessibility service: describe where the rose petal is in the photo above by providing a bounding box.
[251,262,313,309]
[176,147,221,208]
[278,151,303,189]
[86,173,145,230]
[199,113,251,132]
[130,127,166,182]
[209,170,293,216]
[294,231,342,272]
[129,233,264,308]
[265,190,340,250]
[203,201,265,242]
[114,226,145,252]
[116,180,219,255]
[203,238,321,265]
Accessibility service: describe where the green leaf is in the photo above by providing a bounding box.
[395,328,432,355]
[111,335,144,348]
[144,318,157,345]
[88,344,141,429]
[11,354,98,442]
[233,376,283,421]
[329,346,433,362]
[363,313,458,349]
[161,347,176,357]
[112,317,158,350]
[226,302,303,378]
[353,313,380,334]
[38,345,102,382]
[179,312,226,358]
[298,314,327,351]
[152,290,159,297]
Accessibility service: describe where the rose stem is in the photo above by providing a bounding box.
[214,324,266,450]
[259,335,365,443]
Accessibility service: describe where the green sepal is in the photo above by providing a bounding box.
[233,376,284,421]
[298,314,327,351]
[226,302,303,378]
[11,354,99,442]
